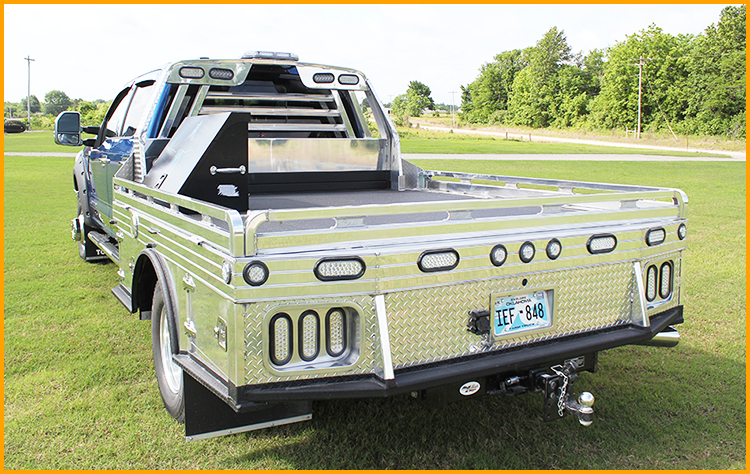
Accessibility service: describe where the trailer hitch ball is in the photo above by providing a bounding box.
[569,392,595,426]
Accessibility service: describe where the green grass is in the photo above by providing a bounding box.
[4,149,745,467]
[399,128,730,158]
[3,130,81,153]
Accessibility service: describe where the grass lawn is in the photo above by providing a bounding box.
[3,142,745,467]
[398,128,730,158]
[3,131,82,153]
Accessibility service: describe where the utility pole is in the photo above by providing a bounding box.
[636,57,643,139]
[449,91,457,128]
[25,56,35,130]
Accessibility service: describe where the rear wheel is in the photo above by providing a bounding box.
[151,280,185,423]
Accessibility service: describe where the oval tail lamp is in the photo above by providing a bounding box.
[646,227,666,246]
[587,234,617,254]
[269,313,293,366]
[315,257,365,281]
[418,249,459,273]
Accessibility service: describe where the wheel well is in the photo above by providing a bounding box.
[132,254,158,318]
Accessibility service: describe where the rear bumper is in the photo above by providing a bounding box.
[175,305,683,412]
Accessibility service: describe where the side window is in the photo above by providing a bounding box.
[104,88,133,138]
[121,81,154,137]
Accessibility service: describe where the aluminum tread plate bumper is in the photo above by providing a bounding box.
[176,306,682,407]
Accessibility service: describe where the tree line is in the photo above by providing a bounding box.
[458,5,745,138]
[4,90,110,130]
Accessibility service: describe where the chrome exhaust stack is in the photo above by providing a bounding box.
[638,326,680,347]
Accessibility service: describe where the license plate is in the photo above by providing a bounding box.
[491,289,553,339]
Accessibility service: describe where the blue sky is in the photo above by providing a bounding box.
[4,4,735,106]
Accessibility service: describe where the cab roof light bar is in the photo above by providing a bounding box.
[242,51,299,61]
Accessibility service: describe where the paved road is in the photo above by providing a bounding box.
[7,151,745,162]
[404,153,746,162]
[416,124,746,161]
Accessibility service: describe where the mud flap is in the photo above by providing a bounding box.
[184,372,312,441]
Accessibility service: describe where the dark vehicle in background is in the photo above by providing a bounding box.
[4,119,26,133]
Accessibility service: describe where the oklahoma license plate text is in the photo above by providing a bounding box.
[492,290,552,338]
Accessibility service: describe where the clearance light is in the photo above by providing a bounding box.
[546,239,562,260]
[315,257,365,281]
[313,73,335,83]
[179,67,205,79]
[418,249,459,272]
[338,74,360,85]
[660,262,673,299]
[587,234,617,254]
[326,308,347,357]
[678,223,687,240]
[209,68,234,80]
[490,244,508,267]
[221,260,233,284]
[646,227,666,246]
[646,265,658,302]
[243,261,269,286]
[519,241,535,263]
[298,311,320,361]
[270,313,293,365]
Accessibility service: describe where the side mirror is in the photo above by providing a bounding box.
[54,111,82,146]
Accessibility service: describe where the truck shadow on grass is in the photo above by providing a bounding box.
[227,345,745,470]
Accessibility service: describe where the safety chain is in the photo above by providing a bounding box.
[550,365,569,417]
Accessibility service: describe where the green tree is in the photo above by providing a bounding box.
[77,100,110,127]
[508,27,573,127]
[460,49,528,124]
[390,94,410,126]
[684,5,746,137]
[405,80,435,116]
[588,25,692,132]
[21,95,41,113]
[43,90,72,116]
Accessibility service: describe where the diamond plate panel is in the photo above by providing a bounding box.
[243,295,382,385]
[385,262,637,369]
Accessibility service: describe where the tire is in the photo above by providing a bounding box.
[151,279,185,423]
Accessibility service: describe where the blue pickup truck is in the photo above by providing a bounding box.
[54,51,687,441]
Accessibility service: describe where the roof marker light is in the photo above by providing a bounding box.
[209,68,234,80]
[179,67,204,79]
[338,74,360,85]
[313,73,335,84]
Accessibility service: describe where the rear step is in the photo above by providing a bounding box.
[88,231,119,263]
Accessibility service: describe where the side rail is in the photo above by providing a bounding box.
[113,177,245,258]
[245,173,688,255]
